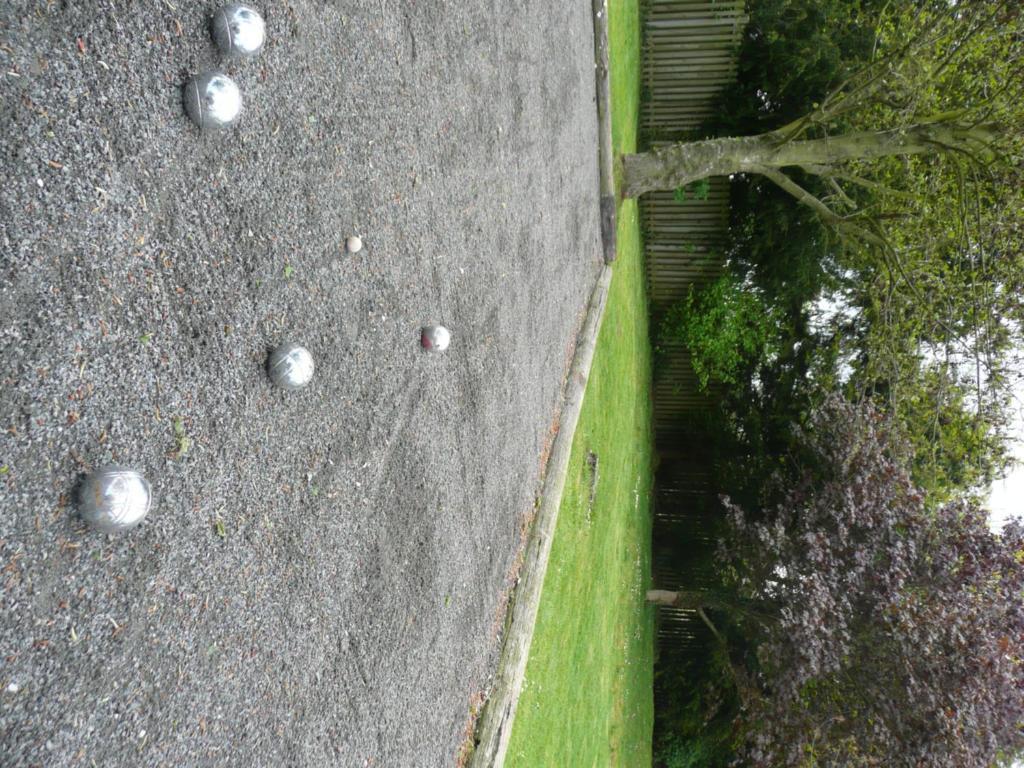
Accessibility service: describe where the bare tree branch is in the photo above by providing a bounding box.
[827,177,858,209]
[826,172,919,201]
[751,164,889,249]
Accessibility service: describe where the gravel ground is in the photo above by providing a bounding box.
[0,2,601,765]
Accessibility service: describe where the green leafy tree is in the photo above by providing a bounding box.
[624,3,1023,212]
[652,1,1024,498]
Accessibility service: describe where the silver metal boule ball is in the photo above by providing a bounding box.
[79,466,152,534]
[346,235,363,254]
[421,325,451,352]
[183,72,242,131]
[212,4,266,58]
[268,343,315,390]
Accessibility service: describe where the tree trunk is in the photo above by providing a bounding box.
[647,589,763,705]
[646,589,684,606]
[646,588,732,612]
[622,123,997,198]
[646,589,778,625]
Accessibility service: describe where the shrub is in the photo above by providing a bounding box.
[657,272,782,390]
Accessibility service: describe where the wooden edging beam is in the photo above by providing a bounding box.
[593,0,618,264]
[466,3,618,765]
[467,262,614,767]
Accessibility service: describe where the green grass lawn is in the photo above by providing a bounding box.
[504,1,654,764]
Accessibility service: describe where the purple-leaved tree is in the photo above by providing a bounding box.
[649,398,1024,766]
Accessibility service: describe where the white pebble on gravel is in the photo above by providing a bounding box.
[346,235,363,253]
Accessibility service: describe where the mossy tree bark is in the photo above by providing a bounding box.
[622,123,997,198]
